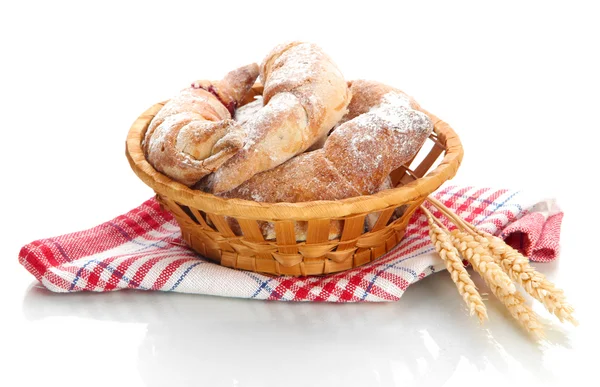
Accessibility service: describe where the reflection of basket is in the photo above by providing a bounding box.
[126,86,463,276]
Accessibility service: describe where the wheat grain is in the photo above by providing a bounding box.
[425,212,488,323]
[487,277,546,339]
[451,230,545,338]
[475,230,577,325]
[450,231,516,295]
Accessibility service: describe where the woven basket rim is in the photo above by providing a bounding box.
[126,100,463,221]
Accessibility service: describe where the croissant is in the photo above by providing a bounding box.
[213,80,433,241]
[201,42,351,193]
[219,80,432,240]
[222,80,432,203]
[142,64,259,186]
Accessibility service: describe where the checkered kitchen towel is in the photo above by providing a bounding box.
[18,185,563,302]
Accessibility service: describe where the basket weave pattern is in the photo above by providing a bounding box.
[126,91,463,276]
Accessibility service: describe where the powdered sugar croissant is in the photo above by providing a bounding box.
[200,42,351,193]
[142,64,259,186]
[222,80,432,203]
[221,80,433,240]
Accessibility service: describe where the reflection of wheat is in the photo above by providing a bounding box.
[425,211,487,323]
[451,230,544,339]
[421,196,577,340]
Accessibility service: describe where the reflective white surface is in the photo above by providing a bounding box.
[2,1,599,386]
[7,257,597,387]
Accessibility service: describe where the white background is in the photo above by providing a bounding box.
[1,1,599,386]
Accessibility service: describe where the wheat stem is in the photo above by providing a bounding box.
[422,207,488,323]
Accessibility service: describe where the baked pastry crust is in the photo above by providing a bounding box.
[202,42,351,193]
[221,80,432,203]
[220,80,433,240]
[142,64,259,186]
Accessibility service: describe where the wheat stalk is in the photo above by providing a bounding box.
[474,230,577,325]
[422,208,488,323]
[422,196,576,337]
[451,230,545,338]
[426,196,577,324]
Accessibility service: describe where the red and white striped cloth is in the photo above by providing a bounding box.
[18,185,563,302]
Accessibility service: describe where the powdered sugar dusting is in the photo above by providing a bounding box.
[148,112,194,158]
[381,91,412,108]
[208,42,348,193]
[263,43,322,93]
[324,91,433,194]
[354,91,420,133]
[234,97,263,125]
[221,151,362,204]
[239,92,305,152]
[223,84,433,204]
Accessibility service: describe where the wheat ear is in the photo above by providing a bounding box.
[474,230,577,325]
[451,230,545,338]
[427,196,576,325]
[449,230,516,295]
[422,207,488,323]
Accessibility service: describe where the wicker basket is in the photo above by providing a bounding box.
[126,86,463,276]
